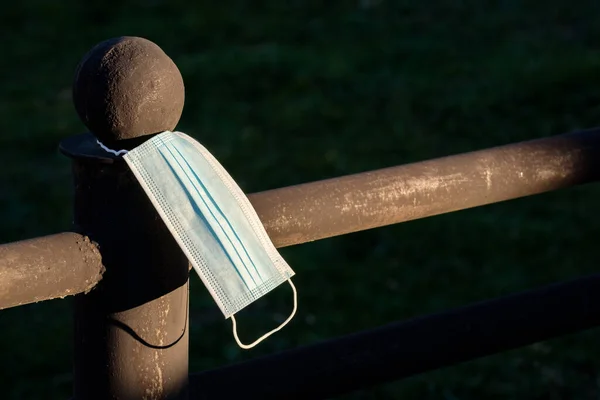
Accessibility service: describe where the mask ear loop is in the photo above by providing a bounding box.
[231,279,297,349]
[97,139,129,156]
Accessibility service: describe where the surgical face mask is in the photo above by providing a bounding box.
[98,131,296,349]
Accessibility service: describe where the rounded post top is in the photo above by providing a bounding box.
[72,37,185,148]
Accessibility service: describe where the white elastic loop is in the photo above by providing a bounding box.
[231,279,297,349]
[97,139,129,156]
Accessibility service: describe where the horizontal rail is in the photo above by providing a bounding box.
[3,129,599,308]
[190,272,600,399]
[252,128,600,247]
[0,233,104,309]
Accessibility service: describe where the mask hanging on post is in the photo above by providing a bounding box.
[99,131,297,349]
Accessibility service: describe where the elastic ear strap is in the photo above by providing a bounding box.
[96,139,129,156]
[231,279,297,350]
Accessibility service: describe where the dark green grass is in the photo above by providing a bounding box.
[1,1,600,398]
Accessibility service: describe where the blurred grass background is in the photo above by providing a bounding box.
[1,0,600,398]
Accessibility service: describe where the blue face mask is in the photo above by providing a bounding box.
[99,131,297,349]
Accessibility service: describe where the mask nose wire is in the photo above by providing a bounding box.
[231,279,298,350]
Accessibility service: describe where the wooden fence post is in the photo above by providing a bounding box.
[60,36,189,400]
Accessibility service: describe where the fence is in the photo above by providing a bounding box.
[1,36,600,400]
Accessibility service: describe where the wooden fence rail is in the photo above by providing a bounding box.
[4,128,600,312]
[190,273,600,399]
[0,233,103,309]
